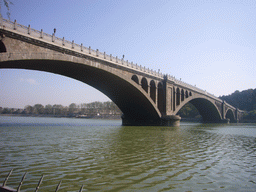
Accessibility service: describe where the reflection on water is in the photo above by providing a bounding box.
[0,116,256,191]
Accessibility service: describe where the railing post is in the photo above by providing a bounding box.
[55,180,62,192]
[3,169,13,187]
[28,24,31,34]
[104,52,106,59]
[62,37,65,46]
[96,49,99,56]
[52,33,55,42]
[72,40,74,49]
[17,172,27,192]
[110,54,112,61]
[116,56,118,63]
[89,46,91,54]
[79,185,84,192]
[35,175,44,192]
[14,19,17,30]
[81,43,83,51]
[40,29,43,38]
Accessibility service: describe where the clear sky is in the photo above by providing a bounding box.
[0,0,256,108]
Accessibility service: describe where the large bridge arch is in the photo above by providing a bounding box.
[173,96,222,123]
[0,53,162,125]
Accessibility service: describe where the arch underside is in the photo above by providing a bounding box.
[0,59,162,125]
[175,97,222,123]
[226,109,236,123]
[0,41,7,53]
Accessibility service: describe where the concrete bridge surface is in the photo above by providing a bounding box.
[0,18,243,126]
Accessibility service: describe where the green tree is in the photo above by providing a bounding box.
[33,104,44,114]
[68,103,77,115]
[2,107,11,114]
[45,104,53,115]
[53,104,65,116]
[177,102,200,118]
[25,105,33,114]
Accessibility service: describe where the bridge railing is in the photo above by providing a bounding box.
[166,74,222,101]
[0,18,165,79]
[0,18,222,101]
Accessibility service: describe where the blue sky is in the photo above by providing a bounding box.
[0,0,256,108]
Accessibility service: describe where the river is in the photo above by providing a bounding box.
[0,116,255,191]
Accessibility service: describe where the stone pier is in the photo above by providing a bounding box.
[161,115,181,127]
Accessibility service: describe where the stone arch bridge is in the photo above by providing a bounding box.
[0,19,243,126]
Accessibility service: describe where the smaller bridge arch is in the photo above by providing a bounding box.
[185,90,189,98]
[176,88,180,106]
[141,77,148,93]
[0,41,6,53]
[157,82,164,114]
[131,75,139,85]
[173,88,176,111]
[226,109,236,123]
[150,80,156,103]
[172,93,222,123]
[181,89,185,102]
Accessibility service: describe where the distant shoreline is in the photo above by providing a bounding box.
[0,114,122,120]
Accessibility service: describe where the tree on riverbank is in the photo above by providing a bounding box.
[177,102,200,119]
[2,89,255,120]
[0,101,122,118]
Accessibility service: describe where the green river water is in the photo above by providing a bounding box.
[0,116,255,191]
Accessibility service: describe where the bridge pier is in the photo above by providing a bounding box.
[161,115,181,127]
[121,115,160,126]
[121,115,181,127]
[221,118,230,124]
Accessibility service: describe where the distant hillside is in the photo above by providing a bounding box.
[219,89,256,112]
[176,89,256,121]
[219,89,256,121]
